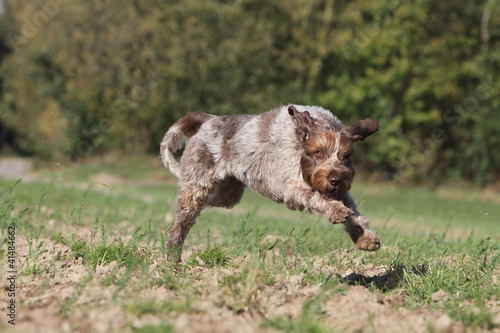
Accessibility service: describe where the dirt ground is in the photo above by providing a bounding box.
[2,235,498,333]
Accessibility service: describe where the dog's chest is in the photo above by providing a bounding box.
[224,117,303,197]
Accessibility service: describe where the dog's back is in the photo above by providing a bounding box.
[160,106,343,181]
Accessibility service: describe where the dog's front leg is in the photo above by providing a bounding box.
[284,185,353,223]
[342,192,381,251]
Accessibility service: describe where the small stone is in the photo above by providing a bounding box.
[432,289,449,303]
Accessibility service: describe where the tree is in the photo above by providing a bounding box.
[0,0,499,185]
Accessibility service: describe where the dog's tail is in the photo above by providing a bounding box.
[160,112,215,178]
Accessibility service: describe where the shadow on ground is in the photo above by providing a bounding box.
[342,264,428,291]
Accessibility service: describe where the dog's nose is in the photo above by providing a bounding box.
[329,177,341,187]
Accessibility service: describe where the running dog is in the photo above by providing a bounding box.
[160,105,380,261]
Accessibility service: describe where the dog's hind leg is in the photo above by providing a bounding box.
[342,192,381,251]
[167,185,210,262]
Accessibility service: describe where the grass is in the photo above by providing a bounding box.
[55,217,147,269]
[1,155,499,332]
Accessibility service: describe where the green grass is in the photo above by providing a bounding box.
[128,322,174,333]
[186,230,231,268]
[1,155,499,332]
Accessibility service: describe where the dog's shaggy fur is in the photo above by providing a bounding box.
[160,105,380,261]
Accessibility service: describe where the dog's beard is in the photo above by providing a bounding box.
[320,191,341,201]
[310,168,353,201]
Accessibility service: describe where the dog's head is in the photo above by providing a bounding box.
[288,105,379,200]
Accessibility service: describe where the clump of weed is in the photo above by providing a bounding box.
[187,229,230,267]
[233,213,253,256]
[293,226,311,268]
[278,226,311,269]
[22,238,53,276]
[390,235,500,330]
[187,245,229,267]
[233,213,271,259]
[56,218,145,269]
[130,322,174,333]
[0,179,29,235]
[50,188,150,269]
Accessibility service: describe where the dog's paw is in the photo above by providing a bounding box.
[166,242,183,263]
[326,204,354,224]
[355,229,381,251]
[167,252,182,263]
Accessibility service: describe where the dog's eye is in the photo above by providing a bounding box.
[315,151,324,158]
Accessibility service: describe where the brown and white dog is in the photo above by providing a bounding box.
[160,105,380,261]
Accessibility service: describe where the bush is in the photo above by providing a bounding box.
[0,0,499,185]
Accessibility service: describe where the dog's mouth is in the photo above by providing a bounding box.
[320,191,340,201]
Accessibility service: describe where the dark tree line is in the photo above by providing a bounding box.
[0,0,499,185]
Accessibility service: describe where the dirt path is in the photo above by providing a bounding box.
[0,157,36,181]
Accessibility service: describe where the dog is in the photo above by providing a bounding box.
[160,105,380,261]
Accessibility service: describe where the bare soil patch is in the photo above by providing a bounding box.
[3,235,495,333]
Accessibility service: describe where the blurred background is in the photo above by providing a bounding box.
[0,0,499,187]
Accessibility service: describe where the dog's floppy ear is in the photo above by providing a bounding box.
[288,105,314,141]
[344,118,379,142]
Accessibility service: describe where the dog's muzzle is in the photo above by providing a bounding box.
[320,191,340,201]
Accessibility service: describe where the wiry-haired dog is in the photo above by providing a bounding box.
[160,105,380,261]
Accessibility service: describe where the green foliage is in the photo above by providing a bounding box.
[130,323,174,333]
[0,179,23,232]
[0,179,43,238]
[23,238,50,276]
[0,1,499,184]
[382,235,500,330]
[316,0,500,185]
[58,219,145,269]
[233,213,269,260]
[187,229,230,267]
